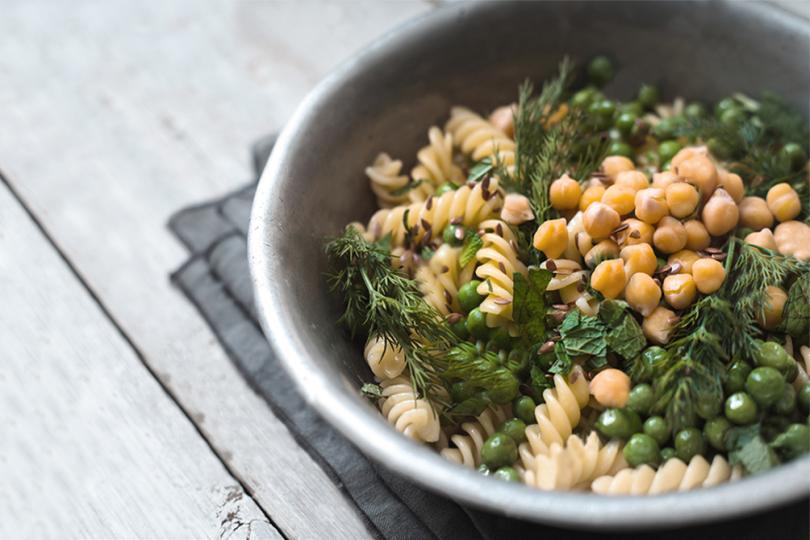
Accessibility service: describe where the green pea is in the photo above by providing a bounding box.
[637,84,659,109]
[674,428,705,461]
[696,394,722,420]
[642,346,669,375]
[481,432,518,469]
[707,137,733,160]
[660,447,676,461]
[627,384,654,416]
[596,408,641,440]
[624,433,661,466]
[466,308,490,340]
[643,416,671,446]
[720,107,746,127]
[588,56,614,87]
[771,424,810,461]
[621,101,645,117]
[658,140,682,164]
[513,395,536,425]
[684,102,707,119]
[442,224,465,246]
[451,381,474,402]
[458,280,484,313]
[450,316,469,340]
[571,87,598,108]
[725,392,758,425]
[746,367,786,407]
[499,418,527,444]
[615,112,637,136]
[608,141,634,159]
[652,117,678,140]
[724,360,752,394]
[773,384,797,416]
[703,417,731,451]
[477,463,491,476]
[714,97,739,119]
[780,142,807,172]
[493,466,520,482]
[434,182,457,196]
[799,383,810,414]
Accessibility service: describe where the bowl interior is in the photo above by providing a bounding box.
[250,0,810,529]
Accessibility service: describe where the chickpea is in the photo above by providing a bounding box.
[533,218,568,258]
[616,218,655,247]
[652,171,680,190]
[591,259,626,299]
[579,185,606,211]
[550,173,582,211]
[766,183,801,222]
[621,243,657,277]
[587,177,607,189]
[758,286,788,329]
[589,368,631,408]
[671,146,709,170]
[745,228,777,251]
[634,187,669,224]
[583,202,621,239]
[665,182,700,218]
[667,249,700,274]
[684,220,711,251]
[615,170,650,192]
[602,184,637,215]
[643,306,679,345]
[500,193,534,225]
[601,155,635,179]
[773,221,810,261]
[625,273,663,316]
[737,196,773,231]
[692,258,726,294]
[663,274,697,310]
[653,216,687,254]
[702,188,739,236]
[676,154,718,200]
[488,104,516,137]
[584,239,620,269]
[717,169,745,203]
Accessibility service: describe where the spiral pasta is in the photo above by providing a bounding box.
[366,177,503,247]
[412,127,464,187]
[379,376,441,443]
[416,244,476,315]
[440,405,511,467]
[522,366,590,457]
[445,107,516,168]
[521,432,628,490]
[541,258,599,315]
[591,455,740,495]
[365,153,412,208]
[475,219,528,331]
[364,335,407,380]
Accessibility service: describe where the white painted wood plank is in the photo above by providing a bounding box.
[0,1,432,538]
[0,181,280,540]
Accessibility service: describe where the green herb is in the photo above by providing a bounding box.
[467,158,494,182]
[360,383,384,400]
[726,424,778,474]
[512,267,553,344]
[459,230,484,268]
[756,91,810,146]
[389,178,425,197]
[548,341,573,375]
[325,226,454,406]
[781,272,810,340]
[529,363,554,399]
[558,310,608,368]
[600,300,646,361]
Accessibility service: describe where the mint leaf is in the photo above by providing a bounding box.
[459,230,483,268]
[513,267,552,344]
[559,310,608,361]
[781,272,809,339]
[598,299,629,326]
[467,158,493,182]
[549,341,573,375]
[726,424,778,474]
[360,383,383,400]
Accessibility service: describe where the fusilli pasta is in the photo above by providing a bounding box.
[445,107,516,168]
[541,258,599,315]
[364,335,407,380]
[475,219,528,332]
[591,455,740,495]
[440,405,511,467]
[416,244,476,315]
[411,127,465,187]
[379,376,441,443]
[365,153,411,208]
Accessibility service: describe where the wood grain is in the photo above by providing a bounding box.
[0,179,281,540]
[0,1,431,538]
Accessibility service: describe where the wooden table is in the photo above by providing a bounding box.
[2,1,807,539]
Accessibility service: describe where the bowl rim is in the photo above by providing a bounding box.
[249,0,810,529]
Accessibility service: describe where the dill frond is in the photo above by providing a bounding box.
[325,226,455,407]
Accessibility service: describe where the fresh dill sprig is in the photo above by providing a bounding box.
[757,91,810,146]
[325,226,455,407]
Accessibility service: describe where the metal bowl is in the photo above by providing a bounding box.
[249,1,810,529]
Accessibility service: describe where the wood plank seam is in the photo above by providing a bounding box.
[0,169,287,540]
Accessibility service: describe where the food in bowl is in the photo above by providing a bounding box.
[325,57,810,495]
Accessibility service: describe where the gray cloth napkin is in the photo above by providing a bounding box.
[168,134,807,540]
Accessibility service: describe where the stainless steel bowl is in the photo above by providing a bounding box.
[249,1,810,529]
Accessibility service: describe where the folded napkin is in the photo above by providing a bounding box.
[168,134,807,540]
